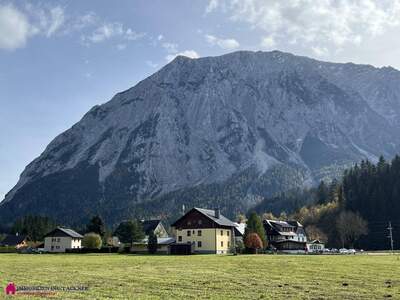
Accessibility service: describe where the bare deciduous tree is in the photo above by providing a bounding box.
[336,211,368,248]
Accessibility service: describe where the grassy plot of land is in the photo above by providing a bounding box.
[0,253,398,299]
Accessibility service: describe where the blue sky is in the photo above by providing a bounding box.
[1,0,400,200]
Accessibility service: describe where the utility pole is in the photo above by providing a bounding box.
[387,221,394,254]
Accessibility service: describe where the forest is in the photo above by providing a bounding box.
[259,156,400,250]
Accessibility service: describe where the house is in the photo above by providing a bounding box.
[44,228,83,253]
[263,220,307,253]
[171,207,242,254]
[307,240,325,253]
[131,237,175,254]
[141,219,168,238]
[0,234,28,249]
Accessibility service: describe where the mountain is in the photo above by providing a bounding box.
[1,50,400,226]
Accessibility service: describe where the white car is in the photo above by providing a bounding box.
[339,248,348,254]
[348,249,356,254]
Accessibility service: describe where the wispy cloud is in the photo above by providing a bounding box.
[165,49,199,62]
[82,22,144,45]
[0,3,145,50]
[0,3,68,50]
[205,34,239,50]
[161,40,199,62]
[206,0,400,52]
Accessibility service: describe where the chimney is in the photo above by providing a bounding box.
[215,208,220,219]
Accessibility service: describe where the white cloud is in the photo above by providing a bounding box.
[86,23,123,43]
[311,46,329,57]
[162,42,178,53]
[205,0,220,13]
[83,22,144,45]
[260,35,276,49]
[157,34,164,41]
[207,0,400,52]
[205,34,240,50]
[0,4,33,50]
[0,4,96,50]
[166,50,199,62]
[46,6,65,37]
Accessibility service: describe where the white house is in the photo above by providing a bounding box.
[44,227,83,253]
[306,240,325,253]
[264,220,307,253]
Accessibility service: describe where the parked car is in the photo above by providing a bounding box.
[348,249,356,254]
[331,248,339,253]
[339,248,348,254]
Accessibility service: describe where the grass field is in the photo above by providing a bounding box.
[0,253,398,299]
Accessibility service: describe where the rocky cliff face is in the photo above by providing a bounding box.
[1,51,400,225]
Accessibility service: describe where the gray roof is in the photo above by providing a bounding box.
[45,227,83,238]
[0,234,27,246]
[194,208,237,227]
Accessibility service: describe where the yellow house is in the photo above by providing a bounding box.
[171,208,241,254]
[44,227,83,253]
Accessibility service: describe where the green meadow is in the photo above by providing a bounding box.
[0,253,398,299]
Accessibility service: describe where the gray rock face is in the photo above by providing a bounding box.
[1,50,400,225]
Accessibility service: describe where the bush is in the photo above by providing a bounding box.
[82,233,102,249]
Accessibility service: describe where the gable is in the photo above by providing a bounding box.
[172,209,217,229]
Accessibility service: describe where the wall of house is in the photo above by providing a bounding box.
[175,228,233,254]
[307,243,325,252]
[154,224,169,238]
[44,237,82,252]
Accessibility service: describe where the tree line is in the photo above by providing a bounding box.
[2,215,159,253]
[258,155,400,250]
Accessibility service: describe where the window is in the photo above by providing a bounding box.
[51,246,54,250]
[227,230,230,236]
[57,238,60,242]
[187,230,191,237]
[220,230,223,236]
[221,241,224,247]
[178,236,182,242]
[197,241,202,248]
[228,241,230,247]
[198,230,202,236]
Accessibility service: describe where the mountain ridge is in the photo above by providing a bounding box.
[1,50,400,226]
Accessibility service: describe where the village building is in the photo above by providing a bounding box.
[307,240,325,253]
[263,220,307,253]
[141,219,169,238]
[131,237,175,254]
[170,207,242,254]
[44,228,83,253]
[130,220,173,253]
[0,234,28,249]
